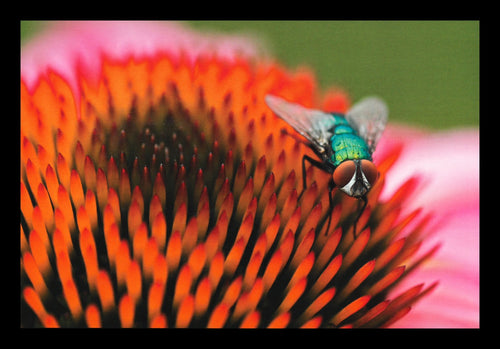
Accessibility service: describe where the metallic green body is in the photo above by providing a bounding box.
[329,114,372,167]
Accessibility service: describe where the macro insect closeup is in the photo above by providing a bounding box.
[265,95,388,238]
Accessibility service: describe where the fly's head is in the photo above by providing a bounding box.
[333,159,379,198]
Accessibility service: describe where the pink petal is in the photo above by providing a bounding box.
[378,125,479,328]
[379,125,479,213]
[21,21,262,94]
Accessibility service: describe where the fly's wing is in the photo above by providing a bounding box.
[265,95,334,154]
[345,96,388,153]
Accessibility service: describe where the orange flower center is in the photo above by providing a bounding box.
[21,53,437,328]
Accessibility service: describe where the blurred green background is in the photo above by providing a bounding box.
[21,21,479,129]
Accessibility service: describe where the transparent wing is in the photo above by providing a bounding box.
[265,95,335,153]
[345,96,388,153]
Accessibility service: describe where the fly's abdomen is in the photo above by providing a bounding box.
[329,115,371,167]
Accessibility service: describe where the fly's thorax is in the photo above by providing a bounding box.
[327,114,372,167]
[329,133,372,168]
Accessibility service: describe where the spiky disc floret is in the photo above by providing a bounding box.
[21,54,437,328]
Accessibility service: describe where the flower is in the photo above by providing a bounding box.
[20,21,477,328]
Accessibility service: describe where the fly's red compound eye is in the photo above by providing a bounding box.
[333,160,356,187]
[360,159,379,187]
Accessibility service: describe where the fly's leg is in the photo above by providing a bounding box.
[325,178,336,236]
[301,157,336,236]
[301,154,328,198]
[353,195,368,239]
[280,128,329,195]
[279,128,314,195]
[280,128,337,235]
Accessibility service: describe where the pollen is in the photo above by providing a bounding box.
[21,40,437,328]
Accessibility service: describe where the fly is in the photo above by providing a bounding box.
[265,94,388,238]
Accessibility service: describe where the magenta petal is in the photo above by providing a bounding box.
[21,21,262,94]
[379,125,479,328]
[379,125,479,214]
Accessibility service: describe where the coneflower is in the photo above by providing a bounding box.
[21,21,467,328]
